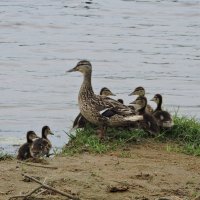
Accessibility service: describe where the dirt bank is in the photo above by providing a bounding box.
[1,141,200,200]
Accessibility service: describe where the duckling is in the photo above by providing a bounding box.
[73,87,116,128]
[130,96,160,135]
[129,86,154,113]
[67,60,143,138]
[30,126,54,158]
[100,87,116,97]
[151,94,174,128]
[17,131,39,160]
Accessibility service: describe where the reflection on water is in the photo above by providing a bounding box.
[0,0,200,154]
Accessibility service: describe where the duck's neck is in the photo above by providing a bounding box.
[79,71,94,97]
[155,99,162,111]
[27,137,33,144]
[139,93,145,97]
[138,103,146,115]
[42,131,47,139]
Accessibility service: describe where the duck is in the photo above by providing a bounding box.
[30,126,54,158]
[17,131,39,160]
[151,94,174,128]
[130,96,160,136]
[67,60,143,138]
[73,87,116,128]
[129,86,154,113]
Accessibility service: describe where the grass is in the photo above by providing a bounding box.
[62,125,147,155]
[164,114,200,156]
[62,115,200,156]
[0,152,14,161]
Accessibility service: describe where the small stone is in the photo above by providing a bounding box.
[107,184,129,192]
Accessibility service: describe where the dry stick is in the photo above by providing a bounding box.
[22,173,80,200]
[17,161,58,169]
[8,186,42,200]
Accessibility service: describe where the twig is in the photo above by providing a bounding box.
[9,186,42,199]
[17,161,58,169]
[122,135,137,144]
[63,130,75,139]
[21,173,80,200]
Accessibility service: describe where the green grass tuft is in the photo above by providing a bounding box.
[162,115,200,155]
[62,125,146,155]
[0,152,14,161]
[62,115,200,156]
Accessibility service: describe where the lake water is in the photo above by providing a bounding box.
[0,0,200,154]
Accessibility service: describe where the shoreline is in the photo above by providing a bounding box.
[1,141,200,200]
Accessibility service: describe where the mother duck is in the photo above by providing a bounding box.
[67,60,143,137]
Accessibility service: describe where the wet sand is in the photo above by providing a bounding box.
[1,141,200,200]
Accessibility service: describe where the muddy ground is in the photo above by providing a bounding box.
[1,141,200,200]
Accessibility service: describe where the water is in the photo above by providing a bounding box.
[0,0,200,154]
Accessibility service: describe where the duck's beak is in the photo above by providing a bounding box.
[150,97,155,102]
[110,92,116,96]
[128,91,135,96]
[49,131,54,135]
[33,135,39,139]
[66,67,76,73]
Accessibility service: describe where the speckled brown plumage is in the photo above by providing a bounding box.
[73,87,116,128]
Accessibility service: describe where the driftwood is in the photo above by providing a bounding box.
[17,161,58,169]
[21,173,80,200]
[9,186,42,199]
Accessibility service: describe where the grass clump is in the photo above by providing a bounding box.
[62,125,146,155]
[62,115,200,156]
[0,152,13,161]
[163,115,200,156]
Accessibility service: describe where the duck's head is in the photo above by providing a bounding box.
[117,99,124,104]
[130,96,147,109]
[129,86,145,96]
[151,94,162,104]
[27,131,39,141]
[67,60,92,74]
[100,87,116,96]
[42,126,54,138]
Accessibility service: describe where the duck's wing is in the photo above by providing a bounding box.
[153,111,174,128]
[95,95,135,116]
[17,143,31,160]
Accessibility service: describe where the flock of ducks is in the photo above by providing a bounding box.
[17,60,173,160]
[69,60,174,138]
